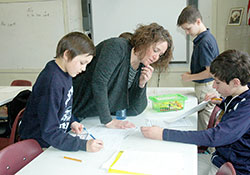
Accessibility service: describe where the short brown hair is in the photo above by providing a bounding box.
[131,23,173,70]
[119,32,133,41]
[55,32,95,60]
[210,50,250,86]
[177,6,202,26]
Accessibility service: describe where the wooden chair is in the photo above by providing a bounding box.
[0,139,43,175]
[216,162,236,175]
[198,105,221,153]
[11,80,32,86]
[0,108,25,150]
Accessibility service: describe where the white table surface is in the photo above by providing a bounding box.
[0,86,32,106]
[17,87,198,175]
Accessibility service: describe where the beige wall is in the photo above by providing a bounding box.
[0,0,249,87]
[215,0,249,52]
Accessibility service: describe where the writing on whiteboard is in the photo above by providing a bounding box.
[1,21,16,27]
[27,7,50,17]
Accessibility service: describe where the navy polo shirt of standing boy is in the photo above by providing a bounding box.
[191,29,219,84]
[191,29,219,130]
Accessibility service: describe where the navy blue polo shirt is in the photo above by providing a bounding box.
[191,29,219,83]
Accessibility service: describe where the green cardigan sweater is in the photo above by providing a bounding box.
[73,38,147,124]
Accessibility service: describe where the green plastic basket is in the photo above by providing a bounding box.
[149,94,187,112]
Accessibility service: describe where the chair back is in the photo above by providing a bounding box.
[198,105,221,153]
[9,108,25,143]
[0,108,25,150]
[0,139,43,175]
[11,80,32,86]
[207,105,221,129]
[216,162,236,175]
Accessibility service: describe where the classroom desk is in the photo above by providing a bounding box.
[0,86,32,106]
[17,87,198,175]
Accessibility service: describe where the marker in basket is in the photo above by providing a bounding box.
[63,156,82,162]
[83,127,96,140]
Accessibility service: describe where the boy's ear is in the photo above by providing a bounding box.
[196,18,201,25]
[231,78,241,87]
[63,50,70,61]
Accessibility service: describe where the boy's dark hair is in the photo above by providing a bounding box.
[119,32,133,41]
[55,32,95,60]
[210,50,250,86]
[177,6,202,26]
[131,23,173,70]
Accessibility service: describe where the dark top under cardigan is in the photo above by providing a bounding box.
[73,38,147,124]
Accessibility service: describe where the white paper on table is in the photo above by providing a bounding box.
[103,150,184,175]
[145,101,208,126]
[175,101,208,120]
[87,125,138,150]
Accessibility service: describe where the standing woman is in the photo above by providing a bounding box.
[73,23,173,129]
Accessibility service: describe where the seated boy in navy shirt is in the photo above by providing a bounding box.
[141,49,250,175]
[20,32,103,152]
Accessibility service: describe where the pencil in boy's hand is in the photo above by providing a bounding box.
[83,127,96,140]
[89,133,96,140]
[211,97,222,101]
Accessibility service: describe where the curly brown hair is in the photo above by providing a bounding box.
[130,23,173,70]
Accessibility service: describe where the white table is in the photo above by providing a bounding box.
[17,87,198,175]
[0,86,32,106]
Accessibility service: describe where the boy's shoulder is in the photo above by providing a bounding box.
[36,60,70,87]
[195,30,218,52]
[226,89,250,109]
[196,30,216,43]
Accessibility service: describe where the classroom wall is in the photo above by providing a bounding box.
[215,0,249,52]
[0,0,83,86]
[0,0,248,87]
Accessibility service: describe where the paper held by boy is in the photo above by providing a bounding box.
[145,101,209,124]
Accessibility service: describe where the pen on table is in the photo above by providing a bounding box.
[63,156,82,162]
[83,127,96,140]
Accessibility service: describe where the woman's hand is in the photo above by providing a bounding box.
[139,65,154,88]
[86,139,103,152]
[70,121,83,134]
[141,126,163,140]
[105,119,136,129]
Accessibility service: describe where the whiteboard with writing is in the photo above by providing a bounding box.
[0,0,66,69]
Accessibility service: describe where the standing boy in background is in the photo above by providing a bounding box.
[177,6,219,130]
[141,49,250,175]
[20,32,103,152]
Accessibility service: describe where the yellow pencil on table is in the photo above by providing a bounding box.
[63,156,82,162]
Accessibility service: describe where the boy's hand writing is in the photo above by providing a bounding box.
[205,92,222,104]
[86,139,103,152]
[105,119,135,129]
[141,126,163,140]
[70,121,83,134]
